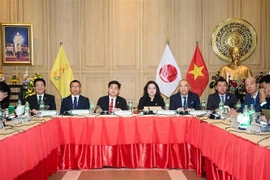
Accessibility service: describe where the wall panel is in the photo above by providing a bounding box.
[112,0,141,70]
[81,0,109,71]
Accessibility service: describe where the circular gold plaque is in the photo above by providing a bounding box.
[212,18,257,63]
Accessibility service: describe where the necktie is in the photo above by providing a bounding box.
[38,96,42,109]
[38,96,42,104]
[251,97,256,106]
[109,99,114,113]
[221,95,225,104]
[73,97,77,109]
[183,97,187,110]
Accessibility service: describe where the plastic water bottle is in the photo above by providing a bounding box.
[243,105,249,116]
[24,101,30,117]
[0,104,4,128]
[17,99,22,106]
[16,99,24,117]
[235,99,241,111]
[165,98,170,110]
[241,105,250,128]
[39,98,45,110]
[0,104,3,121]
[89,101,95,114]
[200,99,206,110]
[249,104,256,124]
[218,100,224,116]
[127,99,133,113]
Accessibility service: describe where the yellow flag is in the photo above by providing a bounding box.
[50,45,74,98]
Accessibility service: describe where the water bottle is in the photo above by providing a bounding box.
[0,104,4,128]
[200,99,206,110]
[0,104,3,121]
[16,99,24,117]
[241,105,250,128]
[127,99,133,113]
[17,99,22,106]
[243,105,249,116]
[249,104,256,124]
[89,101,95,114]
[218,100,224,116]
[24,102,30,117]
[165,98,170,110]
[235,99,241,111]
[39,98,45,110]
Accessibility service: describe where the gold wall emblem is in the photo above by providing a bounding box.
[212,18,257,63]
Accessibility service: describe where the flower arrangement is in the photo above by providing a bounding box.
[228,78,246,95]
[209,71,246,101]
[12,74,18,80]
[25,73,43,98]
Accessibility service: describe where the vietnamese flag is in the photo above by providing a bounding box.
[186,44,209,96]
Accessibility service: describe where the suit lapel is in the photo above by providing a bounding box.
[115,96,120,108]
[178,93,182,108]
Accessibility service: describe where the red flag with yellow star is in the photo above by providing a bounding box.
[186,44,209,96]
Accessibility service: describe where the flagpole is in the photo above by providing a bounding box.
[59,42,63,103]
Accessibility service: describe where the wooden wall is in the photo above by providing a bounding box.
[0,0,269,109]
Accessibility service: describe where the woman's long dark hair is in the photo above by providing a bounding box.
[143,81,161,97]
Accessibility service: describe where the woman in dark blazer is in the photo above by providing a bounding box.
[137,80,165,110]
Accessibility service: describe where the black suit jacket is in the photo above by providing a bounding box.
[169,91,200,110]
[60,95,90,114]
[262,98,270,109]
[97,95,128,111]
[207,92,237,110]
[26,93,56,110]
[237,91,261,113]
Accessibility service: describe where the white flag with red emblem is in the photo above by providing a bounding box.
[155,44,182,97]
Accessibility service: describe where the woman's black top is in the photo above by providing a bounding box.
[137,95,165,110]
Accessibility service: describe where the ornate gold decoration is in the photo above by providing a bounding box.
[212,18,257,62]
[25,73,43,98]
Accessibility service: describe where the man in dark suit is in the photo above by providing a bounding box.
[169,79,200,111]
[60,80,90,114]
[207,77,237,110]
[230,77,261,117]
[96,80,128,113]
[26,78,56,114]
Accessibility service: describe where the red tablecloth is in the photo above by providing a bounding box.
[0,116,269,180]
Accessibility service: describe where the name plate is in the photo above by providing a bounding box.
[37,110,58,117]
[231,121,240,129]
[189,110,208,116]
[21,116,31,123]
[113,110,132,116]
[249,122,262,134]
[13,117,23,125]
[156,110,177,115]
[70,109,90,115]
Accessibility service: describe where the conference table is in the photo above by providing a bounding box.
[0,115,270,180]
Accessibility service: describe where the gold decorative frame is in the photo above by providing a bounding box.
[1,23,33,65]
[211,18,257,63]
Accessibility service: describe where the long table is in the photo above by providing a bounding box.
[0,115,270,180]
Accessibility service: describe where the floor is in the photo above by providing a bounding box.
[48,169,206,180]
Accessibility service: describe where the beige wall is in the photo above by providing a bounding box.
[1,0,270,109]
